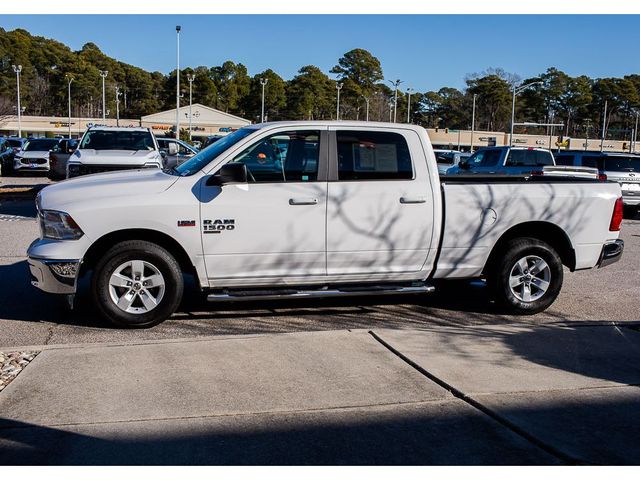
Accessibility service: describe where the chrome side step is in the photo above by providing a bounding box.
[206,285,434,303]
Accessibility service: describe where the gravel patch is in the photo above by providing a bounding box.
[0,351,39,392]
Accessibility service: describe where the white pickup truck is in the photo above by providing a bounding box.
[28,121,625,328]
[66,126,166,178]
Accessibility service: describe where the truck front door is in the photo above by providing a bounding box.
[325,128,435,276]
[200,128,328,282]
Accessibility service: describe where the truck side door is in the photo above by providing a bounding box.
[325,128,435,275]
[199,128,328,282]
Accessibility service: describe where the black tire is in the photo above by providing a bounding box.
[91,240,184,328]
[488,237,563,315]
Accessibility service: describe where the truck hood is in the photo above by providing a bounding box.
[38,169,178,210]
[72,149,161,165]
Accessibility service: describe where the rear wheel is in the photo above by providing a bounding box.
[91,240,184,328]
[488,237,563,314]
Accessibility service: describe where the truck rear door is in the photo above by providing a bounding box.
[325,127,436,275]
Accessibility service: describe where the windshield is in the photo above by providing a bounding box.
[80,130,155,151]
[23,139,59,152]
[173,127,257,176]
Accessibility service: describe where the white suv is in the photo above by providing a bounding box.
[67,126,163,178]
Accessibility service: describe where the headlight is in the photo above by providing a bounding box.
[39,210,84,240]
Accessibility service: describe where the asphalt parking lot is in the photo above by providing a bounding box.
[1,175,639,348]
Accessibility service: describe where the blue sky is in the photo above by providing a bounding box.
[1,15,638,92]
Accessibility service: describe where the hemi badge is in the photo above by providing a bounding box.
[178,220,196,227]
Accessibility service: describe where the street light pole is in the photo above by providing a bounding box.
[388,79,403,123]
[12,65,22,137]
[362,95,370,121]
[335,83,342,120]
[509,80,543,146]
[406,87,414,123]
[470,93,477,151]
[115,86,121,127]
[99,70,108,121]
[66,74,74,138]
[187,73,195,139]
[176,25,181,140]
[634,111,639,154]
[260,77,268,123]
[600,100,608,152]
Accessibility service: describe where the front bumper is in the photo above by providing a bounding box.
[28,257,82,294]
[597,239,624,269]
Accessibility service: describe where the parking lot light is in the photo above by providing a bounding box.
[260,77,268,123]
[510,80,543,146]
[187,73,195,139]
[176,25,181,140]
[66,74,74,138]
[12,65,22,137]
[99,70,108,121]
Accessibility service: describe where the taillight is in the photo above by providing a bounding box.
[610,197,624,232]
[598,173,607,181]
[530,170,543,176]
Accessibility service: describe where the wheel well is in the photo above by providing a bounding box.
[80,229,198,279]
[483,222,576,274]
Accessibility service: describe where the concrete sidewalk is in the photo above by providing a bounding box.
[0,325,639,465]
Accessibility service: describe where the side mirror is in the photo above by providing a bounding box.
[167,143,178,155]
[459,160,470,169]
[67,145,76,154]
[206,162,248,186]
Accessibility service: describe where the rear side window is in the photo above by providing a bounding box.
[468,149,502,167]
[554,154,574,166]
[506,150,554,166]
[436,152,454,165]
[337,131,413,180]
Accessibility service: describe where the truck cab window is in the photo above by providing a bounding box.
[336,131,413,180]
[232,130,320,182]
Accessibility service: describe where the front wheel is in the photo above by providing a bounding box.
[91,240,184,328]
[488,237,563,314]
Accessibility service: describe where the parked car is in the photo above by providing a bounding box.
[48,138,78,180]
[0,138,16,176]
[554,150,640,214]
[446,146,555,175]
[13,138,60,174]
[29,121,623,328]
[202,135,224,149]
[67,126,163,178]
[5,137,27,153]
[157,137,198,169]
[435,150,471,175]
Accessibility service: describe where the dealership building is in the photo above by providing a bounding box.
[0,107,634,153]
[0,104,251,139]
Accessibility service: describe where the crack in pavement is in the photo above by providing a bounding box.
[368,329,583,465]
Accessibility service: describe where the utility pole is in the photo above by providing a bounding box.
[406,87,414,123]
[175,25,182,140]
[335,83,342,120]
[187,73,195,140]
[99,70,108,121]
[115,86,121,127]
[600,100,608,152]
[388,79,403,123]
[362,95,370,121]
[260,77,268,123]
[470,93,477,151]
[12,65,22,137]
[66,74,74,138]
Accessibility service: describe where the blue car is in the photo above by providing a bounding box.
[446,146,555,175]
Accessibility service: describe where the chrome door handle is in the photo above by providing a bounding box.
[289,198,319,205]
[400,196,427,204]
